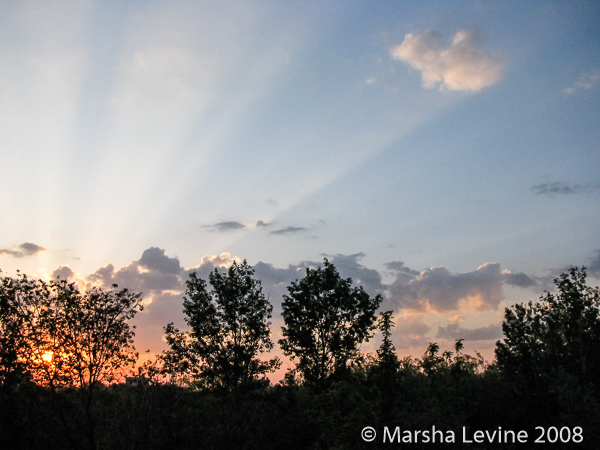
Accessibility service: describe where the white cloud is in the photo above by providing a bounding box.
[390,28,504,92]
[564,69,600,94]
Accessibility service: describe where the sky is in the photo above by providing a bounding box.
[1,0,599,373]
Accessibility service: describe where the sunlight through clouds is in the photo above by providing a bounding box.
[0,1,598,369]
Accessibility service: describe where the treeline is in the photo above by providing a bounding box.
[1,263,599,449]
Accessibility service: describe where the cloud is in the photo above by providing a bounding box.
[253,253,385,315]
[324,253,385,294]
[390,28,504,92]
[530,182,600,197]
[185,252,242,279]
[501,270,537,288]
[204,221,247,232]
[85,249,245,353]
[0,242,46,258]
[256,220,273,227]
[89,247,185,294]
[437,322,503,341]
[387,263,505,312]
[139,247,183,274]
[52,265,75,281]
[564,69,600,94]
[385,261,420,276]
[270,226,308,235]
[391,314,431,350]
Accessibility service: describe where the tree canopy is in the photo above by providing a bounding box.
[161,260,280,389]
[279,258,382,384]
[0,271,142,389]
[496,266,600,389]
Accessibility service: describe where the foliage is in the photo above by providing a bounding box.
[279,258,382,385]
[161,260,280,390]
[496,266,600,388]
[2,264,600,448]
[495,266,600,436]
[0,270,143,449]
[376,310,400,372]
[0,271,142,389]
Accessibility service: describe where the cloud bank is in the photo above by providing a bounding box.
[391,28,504,92]
[44,247,565,354]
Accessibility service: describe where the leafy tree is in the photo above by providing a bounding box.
[376,310,400,372]
[495,266,600,435]
[0,271,142,389]
[496,266,600,388]
[0,270,143,449]
[162,260,280,389]
[279,259,382,385]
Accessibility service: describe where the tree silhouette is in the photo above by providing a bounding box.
[495,266,600,433]
[0,270,143,449]
[376,310,400,372]
[161,260,280,389]
[496,266,600,388]
[0,272,142,389]
[279,259,382,385]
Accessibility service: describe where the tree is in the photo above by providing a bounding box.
[0,272,142,389]
[161,260,280,389]
[496,266,600,388]
[0,270,143,449]
[376,310,400,372]
[495,266,600,434]
[279,259,382,384]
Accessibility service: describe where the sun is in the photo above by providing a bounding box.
[41,351,53,363]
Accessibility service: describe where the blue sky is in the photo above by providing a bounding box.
[1,1,599,365]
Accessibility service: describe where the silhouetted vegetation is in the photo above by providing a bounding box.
[279,258,382,386]
[159,260,280,390]
[1,264,598,449]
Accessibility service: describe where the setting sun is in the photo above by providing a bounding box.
[42,351,53,363]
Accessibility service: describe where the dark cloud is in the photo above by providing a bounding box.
[387,263,505,312]
[256,220,273,227]
[78,249,551,358]
[531,182,599,197]
[89,247,185,294]
[0,242,46,258]
[385,261,420,275]
[87,250,248,354]
[209,221,247,232]
[52,266,75,281]
[324,253,385,295]
[139,247,182,274]
[501,270,537,288]
[270,226,308,235]
[253,254,385,315]
[437,323,503,341]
